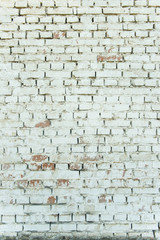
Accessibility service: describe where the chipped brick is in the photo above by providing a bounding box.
[32,155,48,162]
[42,163,55,170]
[35,120,51,128]
[57,179,70,187]
[47,196,56,204]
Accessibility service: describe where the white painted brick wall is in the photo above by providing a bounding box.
[0,0,160,239]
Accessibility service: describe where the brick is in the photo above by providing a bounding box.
[35,120,51,128]
[0,224,22,232]
[42,163,55,170]
[132,223,158,231]
[0,205,24,215]
[24,224,50,231]
[149,0,160,6]
[15,1,27,8]
[51,223,76,232]
[47,7,72,15]
[31,155,48,162]
[47,196,56,204]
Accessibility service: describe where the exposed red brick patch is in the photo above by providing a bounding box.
[23,158,30,163]
[29,179,42,187]
[17,180,28,188]
[53,31,65,39]
[117,56,123,61]
[69,163,82,171]
[133,178,139,181]
[97,55,106,62]
[97,54,123,62]
[42,163,55,170]
[29,163,41,171]
[47,196,56,204]
[57,179,69,187]
[32,155,48,162]
[35,120,51,128]
[99,194,107,203]
[1,173,15,180]
[53,32,59,39]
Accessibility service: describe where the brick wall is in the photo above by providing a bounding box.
[0,0,160,239]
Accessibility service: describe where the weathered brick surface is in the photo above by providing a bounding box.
[0,0,160,239]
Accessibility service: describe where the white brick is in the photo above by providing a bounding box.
[51,223,76,232]
[0,224,22,232]
[59,214,71,222]
[24,224,50,231]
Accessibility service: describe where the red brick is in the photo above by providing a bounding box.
[69,163,82,171]
[53,31,65,39]
[97,54,122,62]
[35,120,51,128]
[42,163,55,170]
[57,179,69,187]
[29,179,42,187]
[32,155,48,162]
[29,163,41,171]
[47,196,56,204]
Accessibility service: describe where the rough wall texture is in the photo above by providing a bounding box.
[0,0,160,239]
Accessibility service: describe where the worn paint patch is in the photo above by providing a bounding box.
[29,179,42,187]
[32,155,48,162]
[53,31,66,39]
[42,163,55,170]
[35,120,51,128]
[47,196,56,204]
[57,179,70,187]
